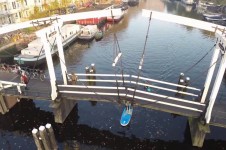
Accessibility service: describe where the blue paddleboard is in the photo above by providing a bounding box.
[120,105,133,126]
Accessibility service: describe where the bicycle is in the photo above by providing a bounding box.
[0,63,10,72]
[30,69,46,81]
[19,66,31,78]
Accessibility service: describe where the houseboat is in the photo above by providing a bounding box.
[76,17,107,27]
[14,24,82,66]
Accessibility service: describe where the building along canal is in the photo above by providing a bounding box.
[0,0,226,149]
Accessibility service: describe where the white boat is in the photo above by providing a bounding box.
[203,13,222,18]
[14,24,82,66]
[78,25,98,40]
[128,0,139,6]
[107,9,125,22]
[181,0,194,5]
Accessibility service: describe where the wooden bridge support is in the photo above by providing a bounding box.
[50,98,76,123]
[188,117,210,147]
[0,94,8,114]
[0,95,18,114]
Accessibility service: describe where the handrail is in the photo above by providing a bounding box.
[131,75,200,91]
[0,80,26,86]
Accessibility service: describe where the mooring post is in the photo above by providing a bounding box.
[39,126,52,150]
[176,78,185,97]
[182,77,190,98]
[176,73,184,92]
[45,123,58,150]
[85,66,90,85]
[91,63,96,74]
[185,77,190,86]
[177,73,184,85]
[90,63,96,85]
[32,128,44,150]
[181,77,190,98]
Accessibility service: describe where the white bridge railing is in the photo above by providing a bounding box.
[0,80,26,94]
[67,73,201,96]
[63,73,204,113]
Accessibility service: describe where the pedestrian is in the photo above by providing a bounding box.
[21,71,28,90]
[71,73,77,85]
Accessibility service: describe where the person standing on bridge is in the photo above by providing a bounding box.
[21,71,28,90]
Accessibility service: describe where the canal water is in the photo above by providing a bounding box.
[1,0,226,149]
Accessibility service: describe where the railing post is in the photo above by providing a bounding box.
[17,84,22,94]
[0,82,3,91]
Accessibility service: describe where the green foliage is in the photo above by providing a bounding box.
[29,10,49,20]
[21,27,36,34]
[61,0,72,7]
[50,0,60,10]
[34,6,40,13]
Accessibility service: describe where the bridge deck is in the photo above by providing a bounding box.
[1,71,226,127]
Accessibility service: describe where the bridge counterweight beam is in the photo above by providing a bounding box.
[36,25,59,100]
[200,41,220,103]
[205,51,226,124]
[56,26,68,85]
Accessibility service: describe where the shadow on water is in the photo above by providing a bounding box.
[0,99,225,149]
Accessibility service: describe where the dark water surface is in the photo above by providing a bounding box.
[1,0,226,149]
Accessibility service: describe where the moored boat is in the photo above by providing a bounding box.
[14,24,82,66]
[181,0,194,5]
[203,14,226,21]
[205,16,226,21]
[78,25,98,40]
[128,0,139,7]
[76,17,107,26]
[203,13,222,18]
[94,30,103,41]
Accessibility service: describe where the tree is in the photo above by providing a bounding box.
[61,0,72,7]
[50,0,60,10]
